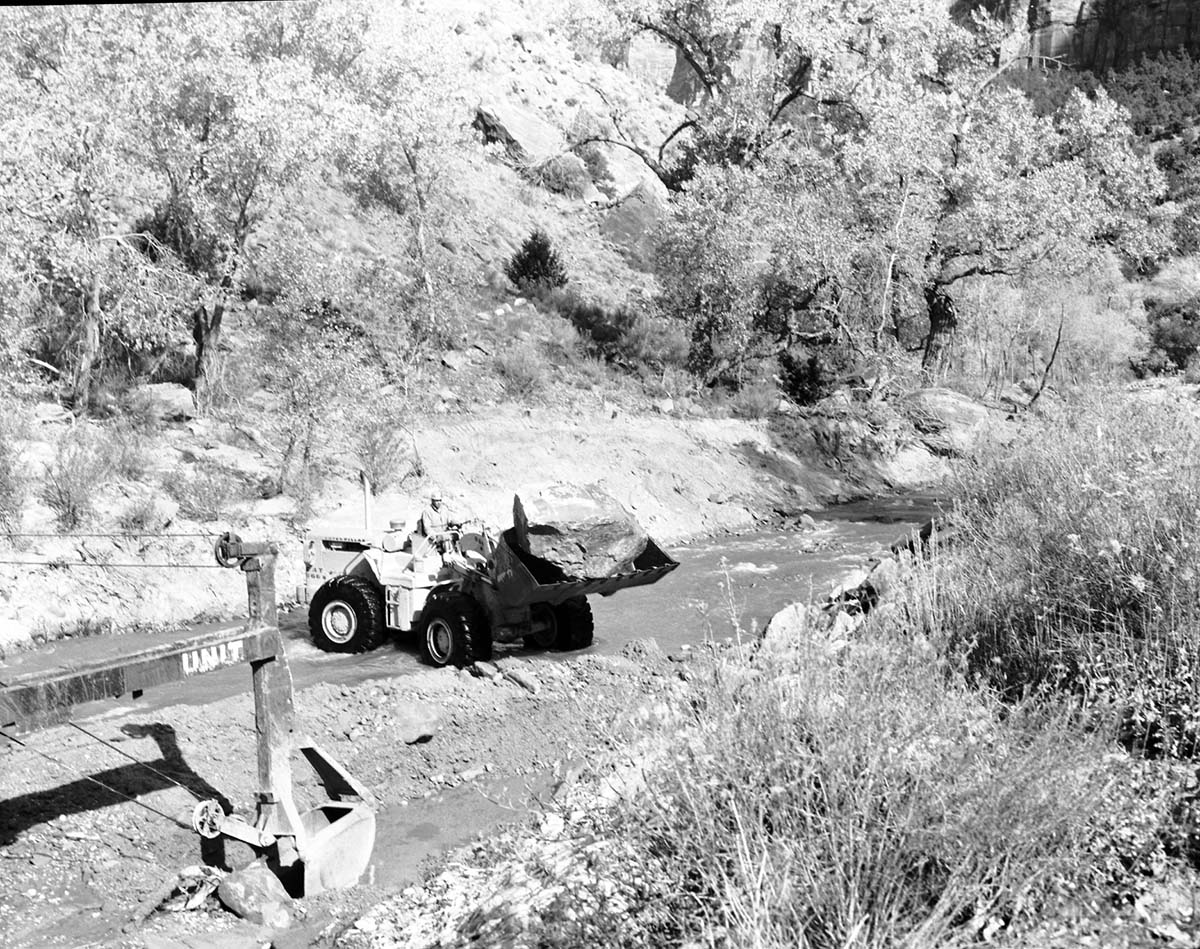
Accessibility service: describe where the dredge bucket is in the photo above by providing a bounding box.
[299,802,376,895]
[293,744,377,896]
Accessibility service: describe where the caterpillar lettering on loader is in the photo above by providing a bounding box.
[302,486,680,667]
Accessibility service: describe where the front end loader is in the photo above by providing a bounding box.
[302,511,679,668]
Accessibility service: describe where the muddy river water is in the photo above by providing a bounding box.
[3,495,946,935]
[68,494,944,717]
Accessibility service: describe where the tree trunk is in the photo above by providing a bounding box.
[921,283,958,372]
[192,297,226,382]
[73,273,102,414]
[403,146,435,300]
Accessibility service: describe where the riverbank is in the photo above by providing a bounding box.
[0,389,1003,655]
[0,495,939,947]
[329,391,1200,949]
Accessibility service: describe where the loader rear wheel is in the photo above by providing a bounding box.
[552,597,594,651]
[309,576,385,653]
[420,592,492,668]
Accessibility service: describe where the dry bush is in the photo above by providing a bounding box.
[925,394,1200,756]
[116,495,163,533]
[119,389,165,434]
[541,287,688,374]
[524,154,590,198]
[543,318,583,361]
[194,350,258,418]
[165,464,246,523]
[494,344,546,398]
[352,407,420,497]
[41,428,115,530]
[952,264,1145,393]
[730,378,779,419]
[103,421,154,481]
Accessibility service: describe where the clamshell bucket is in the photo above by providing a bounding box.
[299,802,377,894]
[492,529,679,609]
[294,745,376,895]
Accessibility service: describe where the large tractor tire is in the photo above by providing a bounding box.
[419,591,493,668]
[551,596,594,651]
[309,576,385,653]
[523,603,558,651]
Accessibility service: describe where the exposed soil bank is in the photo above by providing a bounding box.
[0,392,999,655]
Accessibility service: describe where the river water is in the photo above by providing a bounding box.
[7,494,946,922]
[57,494,944,719]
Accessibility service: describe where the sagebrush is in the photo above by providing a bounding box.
[921,395,1200,756]
[41,428,115,530]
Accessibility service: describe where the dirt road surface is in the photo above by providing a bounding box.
[0,638,684,947]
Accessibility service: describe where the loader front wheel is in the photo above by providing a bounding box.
[523,603,558,651]
[309,576,385,653]
[420,592,492,668]
[552,597,594,651]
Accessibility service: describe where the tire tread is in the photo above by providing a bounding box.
[309,575,385,653]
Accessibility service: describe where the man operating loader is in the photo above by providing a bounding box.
[417,490,461,553]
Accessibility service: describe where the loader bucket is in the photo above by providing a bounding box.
[493,530,680,609]
[298,802,377,895]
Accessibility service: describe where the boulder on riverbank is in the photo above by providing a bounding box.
[902,388,994,456]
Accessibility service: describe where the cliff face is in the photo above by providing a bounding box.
[999,0,1200,72]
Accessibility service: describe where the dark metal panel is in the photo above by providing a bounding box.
[0,625,282,735]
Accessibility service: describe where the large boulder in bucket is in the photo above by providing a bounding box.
[512,484,648,579]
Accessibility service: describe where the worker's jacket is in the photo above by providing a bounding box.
[418,506,454,536]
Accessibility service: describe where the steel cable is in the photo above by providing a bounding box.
[0,728,194,831]
[67,722,204,802]
[1,532,219,540]
[0,560,225,569]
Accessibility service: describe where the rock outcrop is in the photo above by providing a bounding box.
[973,0,1200,72]
[130,382,195,421]
[601,179,669,269]
[903,387,994,456]
[473,100,564,164]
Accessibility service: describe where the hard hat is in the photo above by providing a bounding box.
[431,487,444,501]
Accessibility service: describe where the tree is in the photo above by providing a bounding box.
[132,3,342,387]
[567,0,959,189]
[915,85,1172,368]
[333,2,471,329]
[0,7,199,411]
[574,1,1172,381]
[656,159,856,386]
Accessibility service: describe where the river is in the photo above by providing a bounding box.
[44,494,944,721]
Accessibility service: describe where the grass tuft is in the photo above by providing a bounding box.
[595,632,1125,948]
[41,428,115,530]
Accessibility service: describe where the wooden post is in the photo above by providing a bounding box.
[243,548,304,856]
